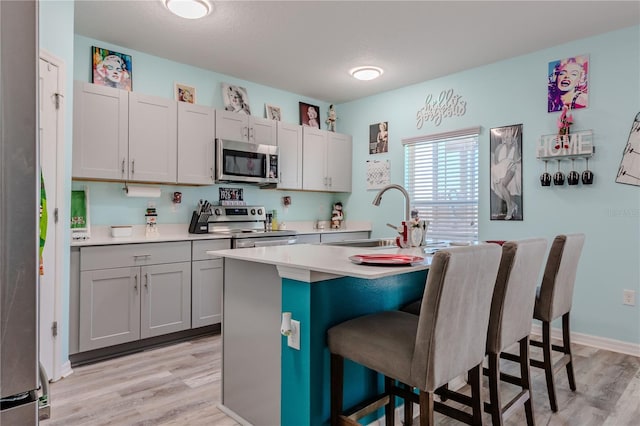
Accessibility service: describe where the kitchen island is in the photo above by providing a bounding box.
[210,243,432,426]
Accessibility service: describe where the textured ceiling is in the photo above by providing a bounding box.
[74,1,640,103]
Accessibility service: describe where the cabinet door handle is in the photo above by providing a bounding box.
[145,273,149,290]
[131,159,135,176]
[279,171,282,184]
[249,127,254,141]
[121,158,126,177]
[133,254,151,259]
[134,274,138,293]
[329,177,333,187]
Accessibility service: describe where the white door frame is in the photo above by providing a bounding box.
[39,49,69,381]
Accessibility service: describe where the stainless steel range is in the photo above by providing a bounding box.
[208,206,297,248]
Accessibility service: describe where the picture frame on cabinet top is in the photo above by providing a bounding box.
[266,104,281,121]
[91,46,132,91]
[299,102,320,128]
[174,82,196,104]
[222,83,251,115]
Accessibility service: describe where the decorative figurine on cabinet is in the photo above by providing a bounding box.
[326,104,337,132]
[331,201,344,229]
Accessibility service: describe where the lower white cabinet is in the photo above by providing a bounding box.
[320,231,370,243]
[191,239,230,328]
[78,242,191,352]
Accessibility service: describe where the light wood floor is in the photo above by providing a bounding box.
[42,334,640,425]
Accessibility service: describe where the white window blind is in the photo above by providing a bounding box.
[403,128,479,242]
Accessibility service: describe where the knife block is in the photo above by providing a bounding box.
[188,211,210,234]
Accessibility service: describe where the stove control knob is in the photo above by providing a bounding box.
[214,208,221,216]
[257,208,263,215]
[251,208,256,215]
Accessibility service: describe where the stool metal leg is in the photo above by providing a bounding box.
[562,313,576,391]
[331,354,344,425]
[520,337,535,426]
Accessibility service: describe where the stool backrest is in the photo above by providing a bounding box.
[486,238,548,354]
[411,244,502,391]
[535,234,585,322]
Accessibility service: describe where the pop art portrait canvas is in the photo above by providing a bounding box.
[92,46,132,91]
[547,55,589,113]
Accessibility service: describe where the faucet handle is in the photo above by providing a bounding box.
[386,223,400,231]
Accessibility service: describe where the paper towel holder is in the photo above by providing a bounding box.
[123,183,161,198]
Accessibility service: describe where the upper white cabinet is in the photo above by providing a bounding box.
[128,93,178,183]
[326,131,353,192]
[177,103,215,185]
[73,81,129,180]
[215,109,276,145]
[276,122,303,190]
[73,81,178,184]
[302,127,352,192]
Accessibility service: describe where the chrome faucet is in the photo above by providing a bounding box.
[373,183,411,246]
[372,184,411,226]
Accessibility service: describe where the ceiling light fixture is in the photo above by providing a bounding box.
[164,0,211,20]
[350,66,384,81]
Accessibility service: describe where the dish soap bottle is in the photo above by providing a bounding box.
[271,210,278,231]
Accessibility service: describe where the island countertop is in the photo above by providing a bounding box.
[208,243,431,280]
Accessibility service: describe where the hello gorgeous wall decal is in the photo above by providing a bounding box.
[416,89,467,128]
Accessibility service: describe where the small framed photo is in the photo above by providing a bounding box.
[490,124,523,221]
[174,82,196,104]
[221,83,251,115]
[92,46,132,91]
[369,121,389,154]
[266,104,281,121]
[299,102,320,128]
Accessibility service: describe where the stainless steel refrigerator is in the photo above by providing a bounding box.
[0,0,40,424]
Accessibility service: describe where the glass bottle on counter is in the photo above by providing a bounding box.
[271,210,278,231]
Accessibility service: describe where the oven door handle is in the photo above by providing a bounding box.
[249,237,297,248]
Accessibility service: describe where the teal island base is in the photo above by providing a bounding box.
[221,258,427,426]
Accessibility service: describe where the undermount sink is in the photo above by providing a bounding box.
[322,238,397,248]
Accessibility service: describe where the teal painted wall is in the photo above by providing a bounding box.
[39,0,75,365]
[72,34,341,225]
[338,26,640,345]
[281,272,426,426]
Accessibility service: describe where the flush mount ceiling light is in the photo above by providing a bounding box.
[350,66,384,81]
[164,0,211,19]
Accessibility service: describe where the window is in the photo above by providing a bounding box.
[403,127,480,242]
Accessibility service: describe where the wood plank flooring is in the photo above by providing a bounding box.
[41,334,640,425]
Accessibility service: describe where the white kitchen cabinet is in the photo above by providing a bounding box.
[78,242,191,352]
[215,109,276,145]
[72,81,129,180]
[302,127,353,192]
[294,234,321,244]
[191,239,230,328]
[327,132,353,192]
[72,81,179,183]
[128,92,178,183]
[276,122,303,190]
[177,103,215,185]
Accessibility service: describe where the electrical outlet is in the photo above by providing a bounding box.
[623,289,636,306]
[288,320,300,350]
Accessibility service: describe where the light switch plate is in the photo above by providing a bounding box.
[288,320,300,350]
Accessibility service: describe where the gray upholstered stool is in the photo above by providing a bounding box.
[516,234,585,412]
[328,244,502,426]
[438,238,548,425]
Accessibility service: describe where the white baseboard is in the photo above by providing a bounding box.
[217,404,252,426]
[51,361,73,383]
[530,324,640,357]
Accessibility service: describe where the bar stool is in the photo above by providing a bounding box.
[327,244,502,426]
[515,234,585,412]
[437,238,548,425]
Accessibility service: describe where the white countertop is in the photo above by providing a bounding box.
[70,224,231,246]
[70,221,371,247]
[209,243,432,280]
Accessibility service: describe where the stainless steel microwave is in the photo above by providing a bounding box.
[215,138,278,185]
